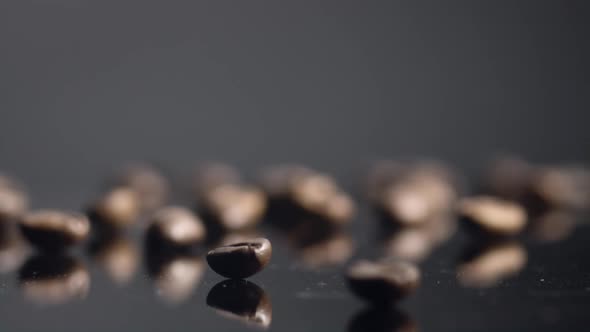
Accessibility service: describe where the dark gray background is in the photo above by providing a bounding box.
[0,1,589,332]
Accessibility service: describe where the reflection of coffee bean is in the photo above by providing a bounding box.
[92,187,141,228]
[207,238,272,279]
[19,210,90,251]
[207,279,272,329]
[0,175,28,220]
[89,235,139,285]
[146,250,205,305]
[458,196,526,236]
[148,206,206,246]
[115,164,169,212]
[346,260,420,304]
[0,222,30,274]
[457,241,527,288]
[19,254,90,305]
[348,307,417,332]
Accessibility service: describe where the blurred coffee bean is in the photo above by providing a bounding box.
[370,162,458,226]
[205,184,267,231]
[217,230,264,247]
[0,174,29,221]
[458,196,527,236]
[261,165,355,225]
[0,222,30,274]
[88,235,139,285]
[530,166,590,210]
[147,206,206,247]
[207,279,272,329]
[207,238,272,279]
[193,163,241,200]
[529,210,576,243]
[19,210,90,251]
[146,251,205,305]
[18,254,90,305]
[485,156,533,201]
[348,307,417,332]
[116,164,169,212]
[259,164,313,198]
[91,187,141,228]
[346,260,420,304]
[457,241,527,288]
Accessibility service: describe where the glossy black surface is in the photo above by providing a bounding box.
[0,1,588,331]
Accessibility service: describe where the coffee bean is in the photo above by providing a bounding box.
[296,231,353,268]
[116,164,169,212]
[147,206,206,246]
[193,163,241,200]
[0,175,29,221]
[485,156,533,201]
[458,196,527,236]
[346,260,420,304]
[369,162,458,226]
[457,241,527,288]
[531,166,590,209]
[207,279,271,329]
[261,166,355,224]
[19,210,90,251]
[92,187,141,228]
[205,184,267,231]
[530,209,576,243]
[18,254,90,305]
[207,238,272,279]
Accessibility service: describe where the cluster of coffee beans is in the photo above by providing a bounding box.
[0,157,589,321]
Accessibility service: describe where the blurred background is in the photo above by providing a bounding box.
[0,1,589,332]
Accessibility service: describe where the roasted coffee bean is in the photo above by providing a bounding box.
[147,206,206,246]
[370,162,457,226]
[146,251,205,305]
[485,156,533,201]
[296,231,353,268]
[259,164,313,198]
[18,254,90,305]
[194,163,241,200]
[458,196,527,236]
[89,235,139,285]
[92,187,141,227]
[346,260,420,304]
[116,164,169,212]
[205,184,267,231]
[457,241,527,288]
[19,210,90,251]
[207,238,272,279]
[0,175,29,221]
[530,166,590,209]
[207,279,272,329]
[530,210,576,243]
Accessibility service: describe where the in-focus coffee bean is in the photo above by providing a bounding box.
[346,259,420,304]
[92,187,141,228]
[458,196,527,236]
[147,206,206,246]
[19,210,90,251]
[207,238,272,279]
[18,254,90,305]
[0,175,29,221]
[207,279,272,329]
